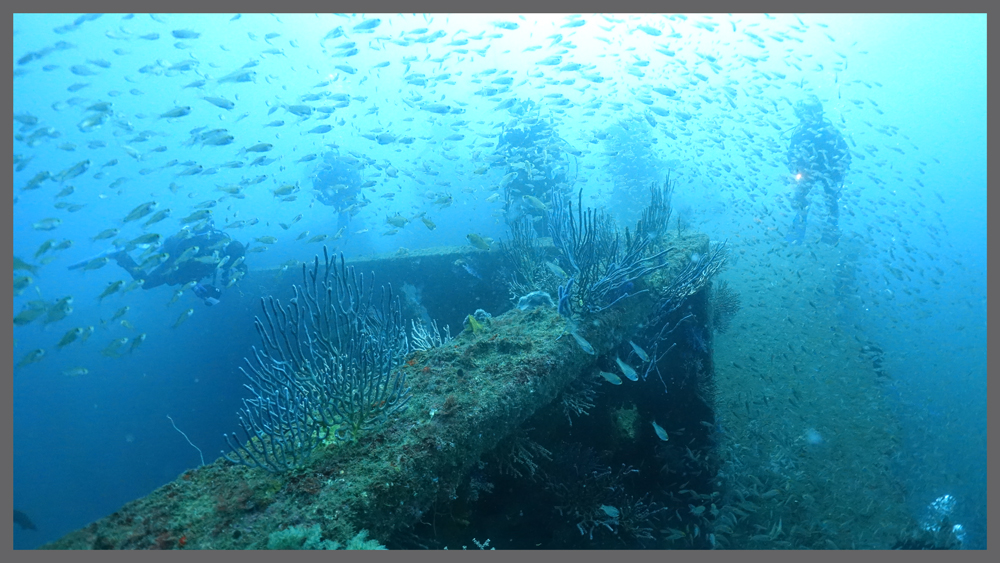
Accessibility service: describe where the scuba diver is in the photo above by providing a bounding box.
[312,151,368,230]
[785,95,852,245]
[71,222,248,307]
[494,98,577,235]
[893,494,966,549]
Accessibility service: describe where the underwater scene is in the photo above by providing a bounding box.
[12,13,986,550]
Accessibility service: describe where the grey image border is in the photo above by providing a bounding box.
[9,3,992,561]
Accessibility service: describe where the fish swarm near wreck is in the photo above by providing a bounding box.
[43,236,706,550]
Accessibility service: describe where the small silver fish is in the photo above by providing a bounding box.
[201,96,234,110]
[172,308,194,328]
[615,356,638,381]
[652,421,669,442]
[629,340,650,362]
[598,371,622,385]
[569,328,595,355]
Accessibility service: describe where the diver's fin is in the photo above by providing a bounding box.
[67,245,126,270]
[785,216,806,245]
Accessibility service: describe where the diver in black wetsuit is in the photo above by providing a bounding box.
[495,98,577,235]
[110,224,247,306]
[786,95,852,245]
[312,151,367,231]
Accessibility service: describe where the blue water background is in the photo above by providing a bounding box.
[12,13,986,549]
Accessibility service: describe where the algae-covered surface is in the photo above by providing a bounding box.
[42,235,702,550]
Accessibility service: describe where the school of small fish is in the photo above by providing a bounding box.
[10,13,968,423]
